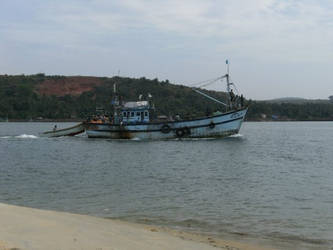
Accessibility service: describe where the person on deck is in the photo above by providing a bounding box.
[240,94,244,107]
[229,89,235,102]
[229,89,235,108]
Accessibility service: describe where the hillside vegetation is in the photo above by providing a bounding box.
[247,101,333,121]
[0,74,229,120]
[0,74,332,121]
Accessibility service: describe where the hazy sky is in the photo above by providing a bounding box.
[1,0,332,100]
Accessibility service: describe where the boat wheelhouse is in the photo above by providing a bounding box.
[120,101,150,124]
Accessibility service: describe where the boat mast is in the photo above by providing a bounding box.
[112,83,120,123]
[225,59,236,110]
[226,59,231,93]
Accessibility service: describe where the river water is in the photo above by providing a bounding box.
[0,122,332,249]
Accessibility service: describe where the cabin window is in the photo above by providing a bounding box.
[123,112,126,116]
[131,112,134,117]
[136,112,140,116]
[144,111,148,117]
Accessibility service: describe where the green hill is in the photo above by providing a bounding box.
[1,74,333,121]
[0,74,230,120]
[264,97,330,104]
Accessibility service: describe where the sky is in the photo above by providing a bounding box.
[0,0,332,100]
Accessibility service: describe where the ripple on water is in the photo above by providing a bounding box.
[0,122,333,250]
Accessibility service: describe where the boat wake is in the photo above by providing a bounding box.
[16,134,39,139]
[0,134,39,139]
[170,137,216,141]
[229,133,243,138]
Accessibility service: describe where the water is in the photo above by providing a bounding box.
[0,122,333,249]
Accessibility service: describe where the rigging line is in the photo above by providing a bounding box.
[188,76,223,87]
[192,89,228,107]
[227,75,240,95]
[196,77,224,88]
[233,85,240,95]
[229,80,240,95]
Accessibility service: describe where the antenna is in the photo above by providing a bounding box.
[225,59,231,93]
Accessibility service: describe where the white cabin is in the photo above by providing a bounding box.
[121,101,150,123]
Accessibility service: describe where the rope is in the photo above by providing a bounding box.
[229,77,240,95]
[188,76,223,88]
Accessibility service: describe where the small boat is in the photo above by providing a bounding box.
[40,122,85,137]
[85,64,248,140]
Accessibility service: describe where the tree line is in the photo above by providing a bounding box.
[246,100,333,121]
[0,74,332,121]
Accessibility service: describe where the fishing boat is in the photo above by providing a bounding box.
[85,65,248,140]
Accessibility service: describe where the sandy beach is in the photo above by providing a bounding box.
[0,203,276,250]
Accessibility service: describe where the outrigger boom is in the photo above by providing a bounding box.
[192,88,228,107]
